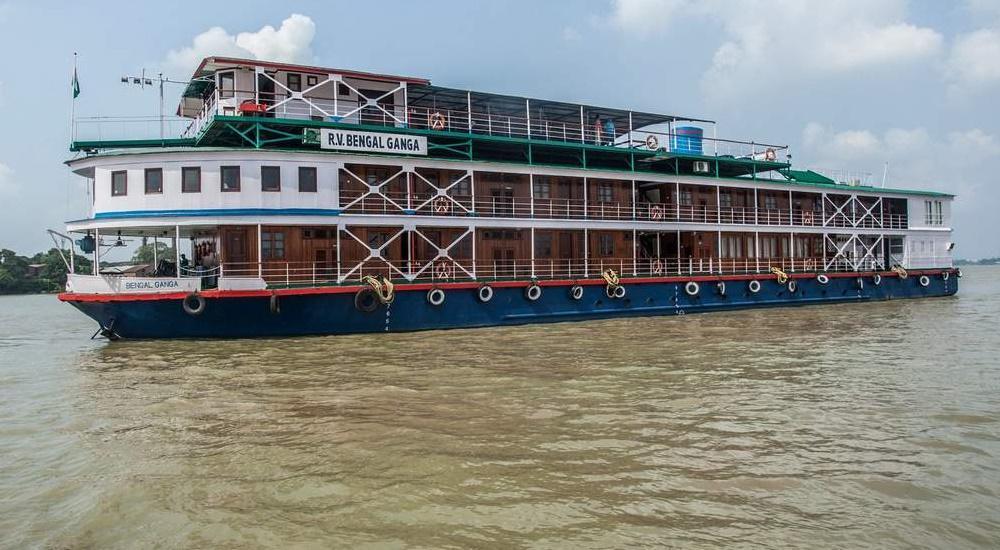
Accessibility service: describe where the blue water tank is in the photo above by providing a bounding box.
[672,126,704,155]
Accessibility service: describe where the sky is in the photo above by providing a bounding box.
[0,0,997,258]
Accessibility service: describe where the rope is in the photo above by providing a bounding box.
[769,267,789,285]
[362,274,395,305]
[602,268,620,296]
[891,265,908,279]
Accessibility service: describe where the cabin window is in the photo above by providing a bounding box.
[534,233,553,258]
[763,194,778,210]
[925,200,943,225]
[144,168,163,194]
[111,170,127,196]
[679,190,693,206]
[450,173,470,197]
[261,166,281,192]
[181,167,201,193]
[597,183,614,203]
[338,83,351,96]
[533,179,551,199]
[287,73,301,92]
[368,231,388,248]
[719,191,732,208]
[219,71,235,99]
[298,167,317,192]
[306,75,318,87]
[261,231,285,260]
[221,166,241,192]
[599,234,614,256]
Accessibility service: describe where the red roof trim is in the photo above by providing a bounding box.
[193,56,430,85]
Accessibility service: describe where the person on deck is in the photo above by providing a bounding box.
[593,116,603,145]
[603,117,615,145]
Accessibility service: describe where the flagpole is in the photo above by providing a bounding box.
[71,52,77,143]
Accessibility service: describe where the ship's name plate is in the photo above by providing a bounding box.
[319,128,427,156]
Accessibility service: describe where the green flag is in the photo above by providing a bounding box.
[72,67,80,98]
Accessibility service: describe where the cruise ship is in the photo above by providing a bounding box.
[53,56,959,339]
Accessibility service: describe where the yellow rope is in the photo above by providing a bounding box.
[362,275,395,304]
[769,267,789,285]
[601,268,620,296]
[891,265,908,279]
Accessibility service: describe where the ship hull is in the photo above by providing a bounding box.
[60,271,958,340]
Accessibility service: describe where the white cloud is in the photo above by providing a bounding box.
[561,26,582,41]
[609,0,943,98]
[611,0,686,35]
[946,29,1000,94]
[0,162,16,196]
[164,14,316,77]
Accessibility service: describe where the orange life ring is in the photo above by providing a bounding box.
[649,204,664,220]
[435,261,453,279]
[433,196,452,213]
[802,210,814,225]
[430,112,446,131]
[651,259,663,275]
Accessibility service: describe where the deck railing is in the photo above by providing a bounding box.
[213,256,863,288]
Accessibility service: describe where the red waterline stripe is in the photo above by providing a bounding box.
[58,268,956,303]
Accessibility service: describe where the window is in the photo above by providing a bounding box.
[368,231,388,248]
[182,167,201,193]
[597,183,614,203]
[935,201,943,224]
[144,168,162,194]
[450,173,471,197]
[221,166,241,192]
[679,190,693,206]
[111,170,127,196]
[261,166,281,192]
[925,200,944,225]
[534,233,553,258]
[261,231,285,260]
[306,75,318,87]
[599,234,614,256]
[764,194,778,210]
[219,71,235,99]
[719,192,732,208]
[298,167,317,192]
[338,83,351,96]
[533,179,551,199]
[287,73,301,92]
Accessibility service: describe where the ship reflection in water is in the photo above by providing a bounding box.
[3,267,1000,548]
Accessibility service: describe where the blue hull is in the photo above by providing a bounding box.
[65,274,958,339]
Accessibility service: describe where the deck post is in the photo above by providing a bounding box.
[628,111,633,147]
[526,99,531,139]
[529,173,535,218]
[632,229,637,275]
[790,231,796,271]
[471,226,477,280]
[717,231,723,274]
[530,227,536,278]
[754,231,760,273]
[579,105,585,143]
[336,224,342,282]
[257,224,263,279]
[631,179,636,220]
[93,228,99,275]
[788,190,794,225]
[175,225,181,279]
[583,228,589,277]
[466,90,472,132]
[676,230,681,274]
[153,236,158,266]
[583,177,588,219]
[754,188,759,225]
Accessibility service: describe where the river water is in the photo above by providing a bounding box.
[1,267,999,549]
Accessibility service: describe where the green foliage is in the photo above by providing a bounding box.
[132,241,176,265]
[0,247,92,294]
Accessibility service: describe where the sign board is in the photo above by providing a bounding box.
[312,128,427,156]
[66,274,201,295]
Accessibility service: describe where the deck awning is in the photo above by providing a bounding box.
[406,84,713,129]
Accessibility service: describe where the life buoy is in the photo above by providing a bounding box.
[804,258,815,271]
[433,196,452,213]
[355,288,378,313]
[817,274,830,285]
[427,288,446,306]
[182,293,206,316]
[435,261,453,280]
[956,269,963,278]
[570,285,584,300]
[748,280,761,293]
[873,273,882,286]
[269,293,280,315]
[764,148,776,161]
[477,284,494,303]
[787,280,797,293]
[919,275,930,287]
[942,271,950,281]
[612,285,626,299]
[716,281,726,296]
[684,281,700,296]
[525,284,542,301]
[646,135,659,150]
[802,210,814,225]
[857,277,865,290]
[429,112,446,130]
[651,259,663,275]
[649,204,664,221]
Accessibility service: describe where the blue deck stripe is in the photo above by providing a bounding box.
[93,208,343,219]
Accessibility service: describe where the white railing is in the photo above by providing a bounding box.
[73,116,194,142]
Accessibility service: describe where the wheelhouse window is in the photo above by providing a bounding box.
[287,73,301,92]
[219,71,235,99]
[111,170,127,196]
[144,168,162,194]
[181,167,201,193]
[298,167,317,192]
[221,166,241,192]
[261,230,285,260]
[261,166,281,192]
